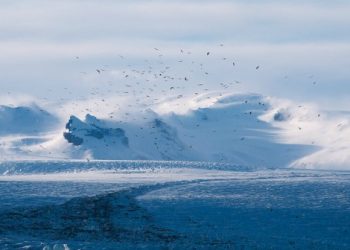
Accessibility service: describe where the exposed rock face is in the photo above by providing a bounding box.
[63,115,129,147]
[63,132,84,146]
[1,94,316,166]
[273,110,291,122]
[61,114,138,160]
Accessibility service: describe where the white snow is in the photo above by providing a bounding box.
[0,92,350,170]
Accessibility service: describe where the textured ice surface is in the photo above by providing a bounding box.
[0,161,350,249]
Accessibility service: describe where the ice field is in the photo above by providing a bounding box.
[0,161,349,249]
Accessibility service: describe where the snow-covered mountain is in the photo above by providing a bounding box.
[62,114,141,159]
[0,104,59,135]
[66,93,316,167]
[0,93,313,167]
[1,92,347,169]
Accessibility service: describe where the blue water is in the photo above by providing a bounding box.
[0,161,350,249]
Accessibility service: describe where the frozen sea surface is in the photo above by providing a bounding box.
[0,161,350,249]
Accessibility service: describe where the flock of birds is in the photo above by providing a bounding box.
[5,43,319,122]
[0,44,325,160]
[65,45,264,119]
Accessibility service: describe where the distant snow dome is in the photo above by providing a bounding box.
[0,93,325,168]
[0,104,59,135]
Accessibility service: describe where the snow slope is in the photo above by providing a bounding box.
[1,92,348,169]
[48,93,314,168]
[0,104,59,135]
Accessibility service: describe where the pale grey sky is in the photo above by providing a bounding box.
[1,0,350,109]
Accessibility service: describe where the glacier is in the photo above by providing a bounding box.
[0,161,350,249]
[0,92,318,168]
[1,93,350,249]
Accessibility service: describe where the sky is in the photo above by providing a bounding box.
[1,0,350,110]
